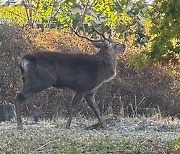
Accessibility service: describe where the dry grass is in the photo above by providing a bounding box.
[0,116,180,154]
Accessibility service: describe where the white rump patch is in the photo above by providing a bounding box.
[21,59,30,72]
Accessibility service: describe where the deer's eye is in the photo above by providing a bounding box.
[113,42,118,46]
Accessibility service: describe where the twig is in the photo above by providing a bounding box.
[47,0,56,28]
[74,0,91,31]
[34,139,54,152]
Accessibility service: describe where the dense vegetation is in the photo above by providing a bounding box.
[0,0,179,118]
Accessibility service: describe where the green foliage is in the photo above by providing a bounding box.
[148,0,180,62]
[93,0,132,29]
[38,0,73,28]
[0,0,73,28]
[0,5,26,24]
[172,138,180,151]
[128,50,150,69]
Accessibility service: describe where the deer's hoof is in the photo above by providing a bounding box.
[87,122,107,130]
[65,124,71,129]
[101,124,108,130]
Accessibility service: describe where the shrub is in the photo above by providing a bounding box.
[0,24,179,118]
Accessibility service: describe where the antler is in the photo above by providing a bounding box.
[71,26,104,42]
[91,25,112,42]
[91,26,106,39]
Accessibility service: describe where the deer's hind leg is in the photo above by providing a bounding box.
[15,91,44,126]
[15,75,54,126]
[14,98,23,129]
[66,92,84,129]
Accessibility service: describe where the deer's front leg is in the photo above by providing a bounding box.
[85,93,107,129]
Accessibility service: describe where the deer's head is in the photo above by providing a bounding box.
[91,40,125,54]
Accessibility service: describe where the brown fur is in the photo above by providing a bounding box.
[15,40,125,129]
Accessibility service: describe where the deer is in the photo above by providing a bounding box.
[15,27,126,129]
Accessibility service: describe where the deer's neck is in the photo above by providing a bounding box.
[96,49,117,82]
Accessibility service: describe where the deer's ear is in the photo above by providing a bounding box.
[91,41,104,48]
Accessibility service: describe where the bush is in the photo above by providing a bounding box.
[0,103,15,122]
[0,24,179,119]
